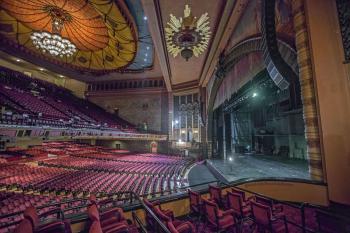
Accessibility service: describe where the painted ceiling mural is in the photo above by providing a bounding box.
[0,0,153,75]
[227,0,295,50]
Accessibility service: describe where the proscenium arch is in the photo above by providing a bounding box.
[206,37,298,150]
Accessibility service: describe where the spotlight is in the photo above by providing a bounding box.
[228,157,233,161]
[174,120,179,124]
[252,92,258,98]
[39,68,44,71]
[15,59,20,62]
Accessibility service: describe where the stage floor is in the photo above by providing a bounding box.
[208,154,310,182]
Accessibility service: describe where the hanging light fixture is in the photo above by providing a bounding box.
[165,5,211,61]
[30,6,76,58]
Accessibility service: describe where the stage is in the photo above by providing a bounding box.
[208,154,310,182]
[187,154,310,186]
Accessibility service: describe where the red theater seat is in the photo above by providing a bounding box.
[203,198,236,232]
[167,221,196,233]
[87,204,128,233]
[23,205,71,233]
[250,201,288,233]
[226,191,251,220]
[208,185,225,208]
[13,218,33,233]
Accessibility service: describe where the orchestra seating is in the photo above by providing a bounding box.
[0,142,194,233]
[0,66,136,132]
[0,142,348,232]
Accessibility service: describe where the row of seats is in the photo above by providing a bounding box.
[2,185,346,233]
[11,195,140,233]
[39,156,187,176]
[72,153,189,165]
[0,165,182,196]
[144,186,346,233]
[0,66,136,132]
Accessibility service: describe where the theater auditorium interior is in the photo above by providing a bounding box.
[0,0,349,232]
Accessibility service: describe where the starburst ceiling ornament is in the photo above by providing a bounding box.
[30,6,76,58]
[165,5,211,61]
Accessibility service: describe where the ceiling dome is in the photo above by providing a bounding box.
[0,0,137,73]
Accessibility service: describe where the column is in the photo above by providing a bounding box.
[292,0,324,181]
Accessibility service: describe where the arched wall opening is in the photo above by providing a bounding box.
[206,37,315,182]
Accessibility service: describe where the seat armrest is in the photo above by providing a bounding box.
[100,207,124,220]
[271,214,286,222]
[176,221,195,233]
[152,200,161,208]
[35,221,66,233]
[219,209,235,217]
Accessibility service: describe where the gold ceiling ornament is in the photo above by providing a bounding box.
[165,5,211,61]
[30,6,77,57]
[0,0,137,73]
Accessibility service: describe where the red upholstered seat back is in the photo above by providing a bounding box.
[232,188,246,200]
[87,204,100,222]
[204,199,218,226]
[188,189,201,210]
[167,221,179,233]
[251,201,272,227]
[154,206,171,223]
[14,218,33,233]
[227,191,242,214]
[23,205,39,229]
[209,185,221,203]
[89,221,103,233]
[255,196,273,207]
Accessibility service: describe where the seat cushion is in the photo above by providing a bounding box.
[102,221,128,233]
[218,214,235,229]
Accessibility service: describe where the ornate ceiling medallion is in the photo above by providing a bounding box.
[165,5,211,61]
[0,0,137,73]
[30,6,76,57]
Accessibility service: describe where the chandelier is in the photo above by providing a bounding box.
[30,6,76,57]
[165,5,211,61]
